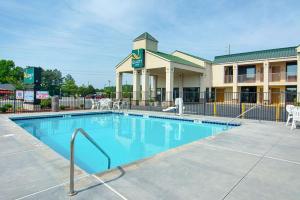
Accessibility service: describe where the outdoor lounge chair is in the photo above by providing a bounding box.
[99,98,112,110]
[286,105,295,126]
[113,100,121,110]
[291,107,300,130]
[163,98,184,115]
[90,99,100,110]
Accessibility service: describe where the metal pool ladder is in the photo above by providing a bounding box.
[225,104,261,129]
[69,128,111,196]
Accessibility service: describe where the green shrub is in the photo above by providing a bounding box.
[3,104,12,109]
[60,105,65,110]
[40,99,51,109]
[0,104,13,113]
[0,106,8,113]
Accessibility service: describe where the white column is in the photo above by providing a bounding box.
[116,72,122,99]
[179,73,183,98]
[200,73,206,101]
[297,46,300,101]
[232,64,238,101]
[133,70,140,102]
[141,69,150,104]
[263,61,269,103]
[151,75,157,100]
[166,66,174,103]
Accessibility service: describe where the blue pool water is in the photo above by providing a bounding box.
[13,113,233,174]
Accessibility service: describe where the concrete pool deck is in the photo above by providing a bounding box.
[1,110,300,200]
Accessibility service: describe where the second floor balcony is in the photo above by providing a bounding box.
[223,72,297,84]
[238,73,263,83]
[224,75,233,83]
[269,72,297,82]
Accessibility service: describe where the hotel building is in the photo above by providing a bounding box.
[115,32,300,105]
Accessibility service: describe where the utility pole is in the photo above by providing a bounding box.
[228,44,231,55]
[108,80,111,87]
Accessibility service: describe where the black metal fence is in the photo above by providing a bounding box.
[0,96,89,113]
[110,91,297,122]
[1,91,297,122]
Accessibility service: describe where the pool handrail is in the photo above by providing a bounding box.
[225,104,261,129]
[69,128,111,196]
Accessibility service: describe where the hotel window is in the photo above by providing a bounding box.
[157,88,165,102]
[238,65,256,83]
[286,62,297,82]
[173,88,179,100]
[224,66,233,83]
[183,87,200,102]
[285,86,297,103]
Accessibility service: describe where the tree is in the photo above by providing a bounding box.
[41,69,63,96]
[61,74,78,96]
[77,84,96,97]
[0,60,24,89]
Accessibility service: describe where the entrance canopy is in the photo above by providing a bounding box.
[115,32,212,105]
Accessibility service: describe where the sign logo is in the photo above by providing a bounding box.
[132,49,145,68]
[16,90,24,100]
[36,91,49,99]
[24,90,34,102]
[24,68,35,84]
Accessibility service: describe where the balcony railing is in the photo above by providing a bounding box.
[224,75,233,83]
[269,72,297,82]
[238,73,263,83]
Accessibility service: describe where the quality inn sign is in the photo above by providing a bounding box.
[24,67,35,84]
[131,49,145,68]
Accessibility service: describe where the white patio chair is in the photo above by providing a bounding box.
[121,101,129,109]
[90,99,99,110]
[286,105,295,126]
[291,107,300,130]
[99,98,112,110]
[113,100,121,110]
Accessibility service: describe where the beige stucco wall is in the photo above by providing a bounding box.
[156,73,201,89]
[212,64,225,87]
[133,40,158,51]
[116,55,132,73]
[145,52,170,69]
[170,62,204,73]
[182,74,201,88]
[172,51,206,66]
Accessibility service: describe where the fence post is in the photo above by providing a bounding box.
[213,102,217,116]
[203,92,206,116]
[213,91,216,116]
[13,97,16,113]
[129,93,132,110]
[83,97,86,110]
[241,103,245,119]
[275,104,280,122]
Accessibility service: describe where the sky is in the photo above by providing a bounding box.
[1,0,300,88]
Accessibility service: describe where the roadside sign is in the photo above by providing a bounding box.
[36,91,49,99]
[24,90,34,102]
[132,48,145,68]
[16,90,24,99]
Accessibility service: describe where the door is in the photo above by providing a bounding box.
[271,88,280,104]
[216,88,224,102]
[241,86,257,103]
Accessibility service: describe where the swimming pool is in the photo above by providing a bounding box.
[12,112,235,174]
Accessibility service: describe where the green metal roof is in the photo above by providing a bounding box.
[174,50,212,63]
[133,32,158,42]
[149,51,201,68]
[214,46,297,64]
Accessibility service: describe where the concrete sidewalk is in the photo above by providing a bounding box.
[0,111,299,200]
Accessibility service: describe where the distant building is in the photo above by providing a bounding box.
[0,84,15,96]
